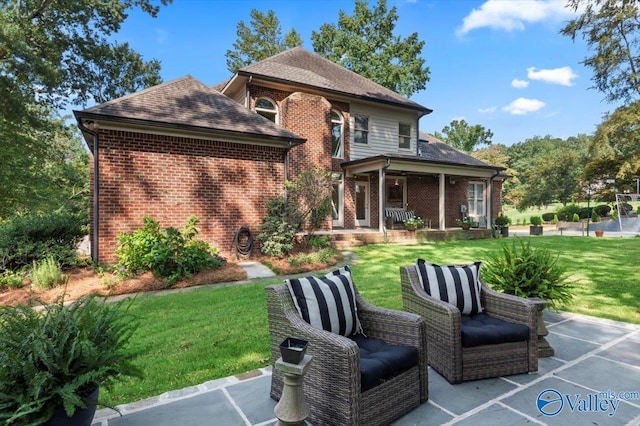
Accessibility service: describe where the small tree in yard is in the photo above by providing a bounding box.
[286,165,333,238]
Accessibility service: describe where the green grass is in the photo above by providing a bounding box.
[103,236,640,407]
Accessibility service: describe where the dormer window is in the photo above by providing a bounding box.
[331,110,344,158]
[256,98,278,123]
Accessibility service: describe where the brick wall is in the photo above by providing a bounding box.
[92,129,286,264]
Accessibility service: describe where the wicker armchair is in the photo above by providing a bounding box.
[400,265,538,384]
[266,283,428,426]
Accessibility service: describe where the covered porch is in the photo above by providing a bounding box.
[339,147,505,234]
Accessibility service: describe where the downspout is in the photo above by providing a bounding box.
[381,158,391,242]
[488,169,502,236]
[77,120,99,264]
[283,140,293,199]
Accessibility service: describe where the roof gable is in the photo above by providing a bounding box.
[231,47,431,114]
[76,75,304,143]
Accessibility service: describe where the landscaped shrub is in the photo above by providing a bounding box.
[541,212,555,223]
[593,204,611,217]
[578,207,592,219]
[0,271,24,290]
[556,204,581,222]
[591,210,600,223]
[530,216,542,226]
[257,197,301,258]
[482,238,572,309]
[0,210,88,273]
[115,216,221,287]
[572,213,580,222]
[30,255,68,290]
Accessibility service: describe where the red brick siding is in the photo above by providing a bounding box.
[93,129,286,264]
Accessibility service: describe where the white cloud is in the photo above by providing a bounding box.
[155,28,168,44]
[503,98,545,115]
[478,106,497,114]
[457,0,574,36]
[527,66,578,86]
[511,79,529,89]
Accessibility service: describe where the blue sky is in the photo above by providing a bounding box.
[109,0,619,146]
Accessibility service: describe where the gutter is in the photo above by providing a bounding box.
[77,119,100,263]
[283,140,293,199]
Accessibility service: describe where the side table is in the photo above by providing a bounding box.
[274,354,313,426]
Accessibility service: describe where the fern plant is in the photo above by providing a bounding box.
[0,296,142,424]
[481,238,572,309]
[30,255,68,290]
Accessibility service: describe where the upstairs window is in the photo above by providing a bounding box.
[331,110,344,158]
[354,115,369,144]
[256,98,278,123]
[399,123,411,149]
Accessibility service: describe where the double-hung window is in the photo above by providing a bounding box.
[399,123,411,149]
[354,115,369,144]
[331,110,344,158]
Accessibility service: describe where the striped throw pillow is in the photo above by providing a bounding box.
[286,265,362,336]
[415,259,483,315]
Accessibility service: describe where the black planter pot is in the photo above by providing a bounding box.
[45,387,99,426]
[279,337,308,364]
[529,225,543,236]
[500,226,509,237]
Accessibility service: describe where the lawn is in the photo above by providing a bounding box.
[103,236,640,407]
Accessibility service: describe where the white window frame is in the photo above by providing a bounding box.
[255,97,278,124]
[468,181,486,225]
[331,172,344,227]
[398,122,411,150]
[331,110,344,158]
[354,115,369,145]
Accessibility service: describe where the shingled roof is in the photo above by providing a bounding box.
[74,75,305,144]
[418,133,496,168]
[229,47,432,114]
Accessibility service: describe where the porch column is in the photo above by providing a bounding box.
[439,173,446,230]
[379,168,385,232]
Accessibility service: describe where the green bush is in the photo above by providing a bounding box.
[572,213,580,222]
[0,210,88,272]
[0,271,24,290]
[530,215,542,226]
[308,235,331,250]
[556,204,581,222]
[115,216,221,287]
[30,255,68,290]
[593,204,611,217]
[591,209,600,223]
[541,212,555,222]
[257,197,301,258]
[482,239,572,309]
[553,214,559,224]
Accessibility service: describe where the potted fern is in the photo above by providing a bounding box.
[481,238,572,357]
[0,295,142,425]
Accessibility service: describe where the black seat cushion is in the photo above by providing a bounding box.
[461,313,530,348]
[350,334,418,392]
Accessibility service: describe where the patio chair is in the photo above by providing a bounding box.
[266,266,428,426]
[400,261,538,384]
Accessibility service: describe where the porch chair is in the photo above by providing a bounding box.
[400,261,538,384]
[266,266,428,426]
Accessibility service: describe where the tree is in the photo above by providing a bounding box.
[0,0,170,217]
[286,165,333,237]
[561,0,640,104]
[434,120,493,152]
[311,0,429,97]
[225,9,302,73]
[587,100,640,193]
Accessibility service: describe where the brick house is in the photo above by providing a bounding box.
[75,47,505,264]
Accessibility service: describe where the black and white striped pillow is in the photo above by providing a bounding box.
[415,259,483,315]
[286,265,362,336]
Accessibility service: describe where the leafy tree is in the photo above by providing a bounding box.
[311,0,429,97]
[286,165,333,237]
[225,9,302,73]
[561,0,640,104]
[588,101,640,191]
[472,144,520,204]
[1,0,170,216]
[434,119,493,152]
